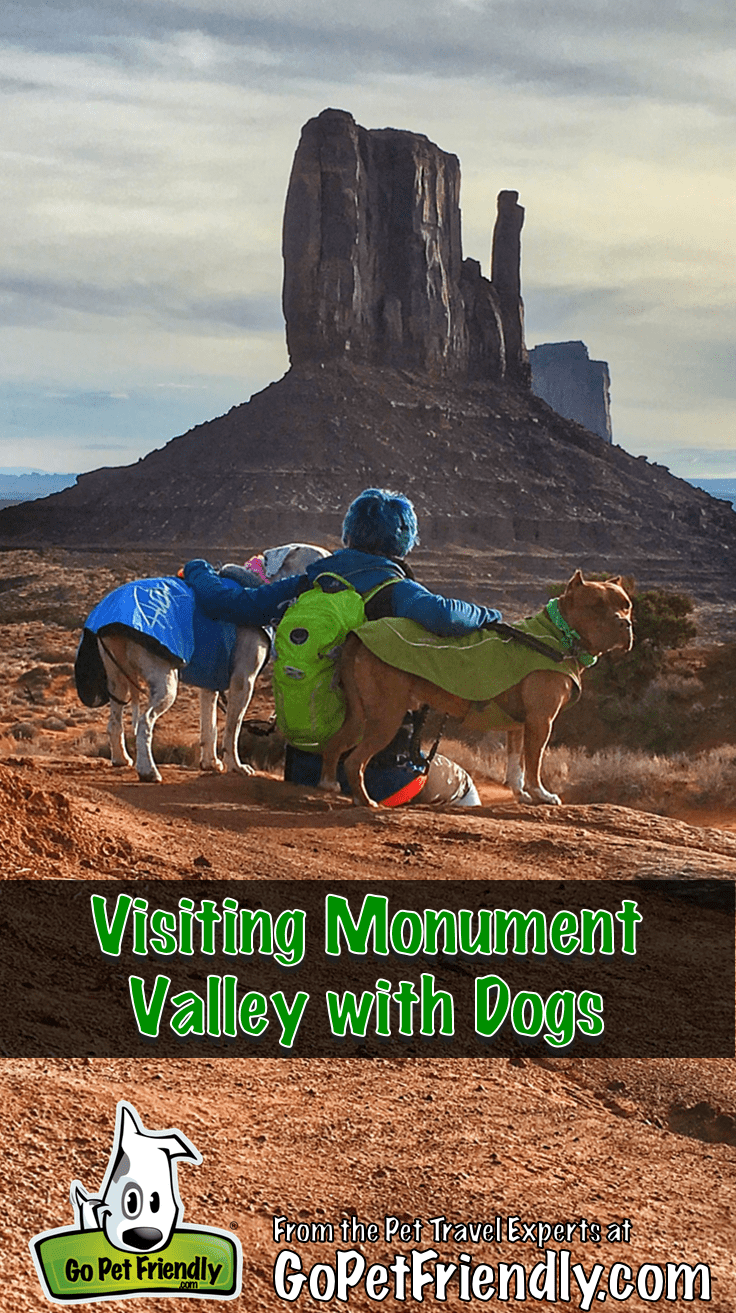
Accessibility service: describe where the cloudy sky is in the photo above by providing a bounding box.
[3,0,735,481]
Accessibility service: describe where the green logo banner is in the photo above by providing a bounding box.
[32,1228,239,1302]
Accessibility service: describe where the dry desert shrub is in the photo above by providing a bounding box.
[237,721,287,772]
[69,728,111,758]
[445,731,736,812]
[595,672,706,753]
[687,744,736,802]
[550,745,686,806]
[559,743,736,808]
[149,738,199,767]
[86,732,199,767]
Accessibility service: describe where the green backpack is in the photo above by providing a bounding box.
[272,573,393,753]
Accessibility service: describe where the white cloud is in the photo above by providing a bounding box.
[1,0,734,477]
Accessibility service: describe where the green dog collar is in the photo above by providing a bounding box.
[545,598,597,668]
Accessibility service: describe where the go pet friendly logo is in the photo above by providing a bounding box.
[30,1100,242,1303]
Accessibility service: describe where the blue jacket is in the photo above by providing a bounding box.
[305,549,502,637]
[183,551,502,637]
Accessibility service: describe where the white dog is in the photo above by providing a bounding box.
[90,544,328,782]
[72,1101,200,1253]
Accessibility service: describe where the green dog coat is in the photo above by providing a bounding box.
[356,605,592,732]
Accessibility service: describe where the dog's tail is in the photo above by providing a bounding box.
[74,629,110,707]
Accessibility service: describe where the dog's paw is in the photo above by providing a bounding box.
[111,756,134,769]
[319,778,341,794]
[137,770,162,784]
[527,788,561,806]
[200,758,225,773]
[225,761,255,776]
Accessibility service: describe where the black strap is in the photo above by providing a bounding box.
[483,620,570,664]
[409,705,447,772]
[409,707,428,764]
[425,715,448,765]
[242,716,278,737]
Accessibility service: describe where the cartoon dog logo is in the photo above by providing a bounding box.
[30,1100,241,1303]
[71,1102,200,1253]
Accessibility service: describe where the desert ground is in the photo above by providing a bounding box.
[2,546,735,1310]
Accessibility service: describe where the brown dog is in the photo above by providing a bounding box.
[320,571,633,807]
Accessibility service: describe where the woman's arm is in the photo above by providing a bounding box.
[390,578,502,636]
[182,559,306,626]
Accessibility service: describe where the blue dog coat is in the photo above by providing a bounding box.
[83,577,239,693]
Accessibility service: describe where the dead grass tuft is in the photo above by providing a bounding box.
[442,735,736,814]
[551,743,736,810]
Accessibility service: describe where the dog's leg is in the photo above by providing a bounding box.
[517,672,572,805]
[340,652,414,808]
[134,662,178,783]
[342,706,409,807]
[222,631,270,774]
[199,690,223,772]
[98,639,134,767]
[320,703,366,795]
[319,637,366,793]
[320,636,392,802]
[520,726,561,804]
[106,694,132,768]
[504,726,525,799]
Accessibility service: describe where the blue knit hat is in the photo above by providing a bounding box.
[341,488,419,557]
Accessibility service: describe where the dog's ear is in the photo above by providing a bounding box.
[71,1182,105,1231]
[566,569,585,590]
[607,575,622,585]
[156,1133,201,1165]
[119,1103,201,1166]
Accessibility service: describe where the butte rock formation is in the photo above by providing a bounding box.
[530,341,613,443]
[282,108,529,385]
[1,109,735,613]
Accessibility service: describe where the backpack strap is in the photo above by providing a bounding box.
[363,576,402,602]
[312,570,403,595]
[312,570,401,620]
[312,571,360,594]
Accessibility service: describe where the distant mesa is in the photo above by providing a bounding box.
[0,470,77,508]
[686,477,736,510]
[283,108,530,386]
[530,341,612,443]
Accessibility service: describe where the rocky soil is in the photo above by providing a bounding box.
[2,548,736,1309]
